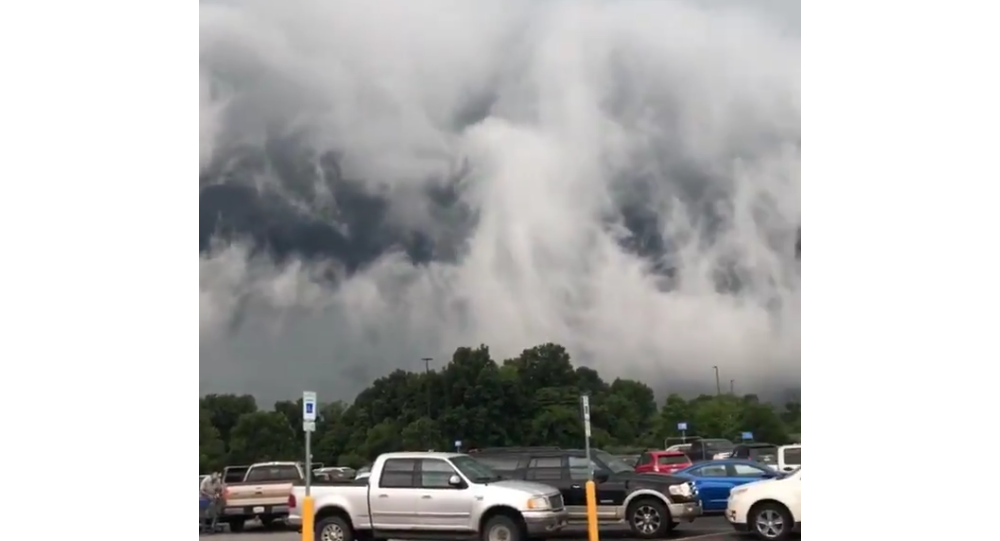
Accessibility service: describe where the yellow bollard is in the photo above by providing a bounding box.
[301,496,315,541]
[585,480,600,541]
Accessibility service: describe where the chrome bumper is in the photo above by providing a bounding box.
[668,500,703,521]
[523,509,570,535]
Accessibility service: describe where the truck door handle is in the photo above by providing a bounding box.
[378,494,389,498]
[421,495,432,499]
[572,485,581,489]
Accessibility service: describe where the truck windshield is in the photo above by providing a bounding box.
[450,455,503,483]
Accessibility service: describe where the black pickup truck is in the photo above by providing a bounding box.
[469,446,703,539]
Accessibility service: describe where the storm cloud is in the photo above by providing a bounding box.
[199,0,801,404]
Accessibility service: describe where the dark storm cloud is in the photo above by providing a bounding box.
[199,0,801,404]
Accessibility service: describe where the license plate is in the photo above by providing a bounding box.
[253,506,265,514]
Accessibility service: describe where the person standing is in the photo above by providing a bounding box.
[200,472,224,531]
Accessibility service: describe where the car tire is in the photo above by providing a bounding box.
[227,519,245,533]
[316,515,354,541]
[748,502,793,541]
[627,498,671,539]
[482,514,523,541]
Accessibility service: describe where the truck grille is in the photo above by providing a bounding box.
[547,494,564,510]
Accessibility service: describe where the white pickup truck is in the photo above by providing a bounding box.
[288,452,569,541]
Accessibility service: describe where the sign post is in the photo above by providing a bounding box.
[301,391,317,541]
[677,421,688,443]
[581,395,598,541]
[455,440,462,453]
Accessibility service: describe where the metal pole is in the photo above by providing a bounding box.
[305,430,312,497]
[730,379,735,395]
[421,357,433,419]
[713,366,721,396]
[581,394,598,541]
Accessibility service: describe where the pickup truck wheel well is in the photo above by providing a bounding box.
[315,506,355,532]
[479,506,527,539]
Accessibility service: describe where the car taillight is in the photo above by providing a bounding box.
[288,493,297,509]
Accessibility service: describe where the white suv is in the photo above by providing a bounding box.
[725,468,801,541]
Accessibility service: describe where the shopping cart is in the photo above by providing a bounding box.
[199,494,224,534]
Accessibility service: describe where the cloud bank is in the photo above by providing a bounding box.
[199,0,801,404]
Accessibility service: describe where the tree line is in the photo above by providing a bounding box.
[199,343,801,472]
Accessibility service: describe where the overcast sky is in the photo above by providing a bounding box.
[199,0,801,405]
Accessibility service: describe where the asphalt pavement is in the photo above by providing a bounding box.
[201,517,757,541]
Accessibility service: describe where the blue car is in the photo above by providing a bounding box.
[673,459,784,512]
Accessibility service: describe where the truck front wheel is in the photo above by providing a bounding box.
[482,514,523,541]
[316,515,354,541]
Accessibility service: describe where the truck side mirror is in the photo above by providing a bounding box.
[594,471,610,483]
[448,475,464,488]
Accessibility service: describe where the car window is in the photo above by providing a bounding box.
[694,464,728,477]
[380,459,417,488]
[657,454,689,465]
[637,453,652,466]
[593,450,633,474]
[526,457,563,481]
[420,459,458,488]
[473,455,521,472]
[783,447,801,466]
[732,463,769,477]
[244,465,301,483]
[567,456,600,480]
[749,447,778,465]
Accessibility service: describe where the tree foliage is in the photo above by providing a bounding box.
[199,343,801,471]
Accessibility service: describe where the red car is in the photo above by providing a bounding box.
[634,450,693,474]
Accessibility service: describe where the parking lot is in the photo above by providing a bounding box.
[202,517,752,541]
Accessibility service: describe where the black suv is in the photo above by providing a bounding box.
[683,438,735,463]
[729,443,779,467]
[470,446,703,539]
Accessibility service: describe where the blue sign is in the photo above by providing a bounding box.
[741,431,753,440]
[677,422,688,431]
[302,391,317,422]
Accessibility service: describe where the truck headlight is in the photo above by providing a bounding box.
[526,496,550,510]
[668,483,693,497]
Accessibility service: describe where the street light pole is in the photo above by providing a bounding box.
[421,357,433,419]
[730,379,735,395]
[713,366,721,396]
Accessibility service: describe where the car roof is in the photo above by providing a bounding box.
[736,443,777,448]
[649,450,687,456]
[688,458,765,467]
[379,452,466,460]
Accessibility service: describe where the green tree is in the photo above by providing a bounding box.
[227,411,297,463]
[199,342,802,463]
[199,408,225,473]
[201,394,257,449]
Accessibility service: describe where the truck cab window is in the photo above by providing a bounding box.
[420,459,459,488]
[379,459,417,488]
[244,465,300,483]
